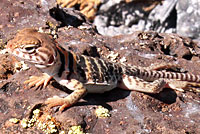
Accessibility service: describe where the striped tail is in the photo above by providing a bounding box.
[138,69,200,82]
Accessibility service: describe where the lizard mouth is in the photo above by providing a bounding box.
[33,54,55,68]
[35,54,56,68]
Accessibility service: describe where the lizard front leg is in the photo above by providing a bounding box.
[45,79,87,112]
[24,73,53,88]
[118,74,167,93]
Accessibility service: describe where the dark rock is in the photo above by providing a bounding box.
[94,0,200,40]
[0,0,200,133]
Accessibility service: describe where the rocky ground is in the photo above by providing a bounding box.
[0,0,200,134]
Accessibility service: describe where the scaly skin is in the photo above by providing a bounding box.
[6,28,200,111]
[57,0,101,20]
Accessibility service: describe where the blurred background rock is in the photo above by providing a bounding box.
[59,0,200,40]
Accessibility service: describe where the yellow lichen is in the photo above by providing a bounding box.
[21,118,28,128]
[60,130,66,134]
[95,106,110,118]
[19,108,61,134]
[9,118,20,124]
[33,109,41,115]
[68,125,84,134]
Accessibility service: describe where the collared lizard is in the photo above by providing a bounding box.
[6,28,200,111]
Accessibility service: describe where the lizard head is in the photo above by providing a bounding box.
[7,28,58,69]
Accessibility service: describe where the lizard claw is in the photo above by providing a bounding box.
[45,96,71,112]
[24,73,52,88]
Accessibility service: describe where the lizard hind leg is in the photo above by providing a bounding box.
[167,80,200,93]
[118,75,167,93]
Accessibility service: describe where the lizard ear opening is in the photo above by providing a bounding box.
[48,55,54,65]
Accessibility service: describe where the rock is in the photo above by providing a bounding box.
[176,0,200,39]
[0,0,200,133]
[94,0,200,40]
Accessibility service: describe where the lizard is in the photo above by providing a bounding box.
[6,28,200,112]
[56,0,101,20]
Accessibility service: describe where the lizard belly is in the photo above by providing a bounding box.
[85,82,117,93]
[55,76,117,93]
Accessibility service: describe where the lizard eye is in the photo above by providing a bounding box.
[22,44,37,53]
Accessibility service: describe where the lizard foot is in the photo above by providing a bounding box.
[167,80,200,93]
[45,96,71,112]
[24,73,52,88]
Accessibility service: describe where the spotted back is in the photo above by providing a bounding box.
[75,55,123,84]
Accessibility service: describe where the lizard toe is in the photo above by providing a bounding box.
[45,96,70,111]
